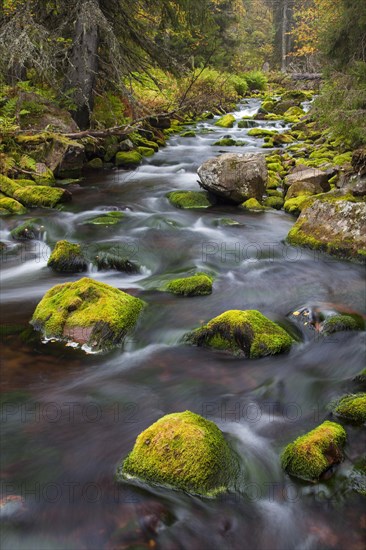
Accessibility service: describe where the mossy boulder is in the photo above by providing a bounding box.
[240,198,265,211]
[0,197,27,215]
[213,138,237,146]
[215,114,236,128]
[116,411,238,497]
[187,309,293,358]
[281,90,307,103]
[33,163,56,186]
[0,175,22,197]
[272,133,295,146]
[13,185,71,208]
[284,195,314,216]
[333,394,366,424]
[31,277,145,352]
[287,198,366,261]
[180,130,196,138]
[84,211,125,225]
[137,146,155,157]
[164,273,213,296]
[167,191,214,209]
[93,249,140,273]
[333,152,353,166]
[115,151,143,168]
[48,241,88,273]
[285,180,325,200]
[87,158,104,169]
[321,314,364,335]
[247,128,277,138]
[11,219,44,241]
[264,196,284,210]
[281,421,347,482]
[238,119,257,128]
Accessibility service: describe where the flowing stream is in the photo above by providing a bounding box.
[1,99,365,550]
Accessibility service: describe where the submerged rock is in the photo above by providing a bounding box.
[167,190,214,209]
[116,411,238,497]
[287,197,366,261]
[197,153,267,203]
[321,314,364,335]
[84,211,125,225]
[10,219,45,240]
[333,394,366,424]
[48,241,88,273]
[31,277,145,352]
[164,273,213,296]
[186,309,293,358]
[281,421,347,482]
[94,249,140,273]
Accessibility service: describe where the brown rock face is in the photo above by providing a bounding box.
[197,153,268,203]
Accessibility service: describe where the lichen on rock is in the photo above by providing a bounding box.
[281,421,347,482]
[116,410,238,497]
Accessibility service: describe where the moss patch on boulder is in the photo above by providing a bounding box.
[333,394,366,424]
[116,410,238,497]
[167,191,214,209]
[284,195,314,216]
[240,198,265,211]
[248,128,277,138]
[321,314,364,335]
[165,273,213,296]
[31,277,145,352]
[186,309,293,358]
[84,211,125,225]
[13,186,71,208]
[281,421,347,482]
[0,197,27,215]
[115,151,143,167]
[264,196,284,210]
[11,219,44,240]
[48,241,88,273]
[215,114,236,128]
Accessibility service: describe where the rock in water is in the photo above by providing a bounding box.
[281,421,346,482]
[287,198,366,261]
[186,309,293,358]
[164,273,213,296]
[48,241,88,273]
[31,277,145,352]
[197,153,267,203]
[333,393,366,424]
[116,411,238,497]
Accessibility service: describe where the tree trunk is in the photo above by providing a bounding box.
[66,0,100,130]
[281,0,288,72]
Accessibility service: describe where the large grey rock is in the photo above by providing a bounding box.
[197,153,267,203]
[284,165,330,191]
[285,180,325,200]
[287,198,366,261]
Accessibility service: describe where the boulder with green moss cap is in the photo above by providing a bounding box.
[13,185,71,208]
[333,394,366,424]
[164,273,213,296]
[321,314,364,335]
[167,190,214,209]
[281,421,347,482]
[83,211,125,225]
[264,196,284,210]
[48,241,88,273]
[287,198,366,261]
[215,114,235,128]
[116,410,238,497]
[240,198,265,211]
[31,277,145,352]
[11,219,45,241]
[115,151,142,168]
[0,197,27,215]
[186,309,293,358]
[93,249,140,273]
[284,195,314,216]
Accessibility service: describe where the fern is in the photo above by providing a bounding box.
[19,154,37,171]
[1,97,18,118]
[0,153,16,175]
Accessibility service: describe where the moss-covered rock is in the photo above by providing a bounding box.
[87,158,104,169]
[215,114,236,128]
[238,119,257,128]
[240,198,265,211]
[264,196,284,210]
[31,277,145,352]
[115,151,143,167]
[13,185,71,208]
[84,211,125,225]
[33,163,56,185]
[0,175,21,197]
[333,394,366,424]
[164,273,213,297]
[272,133,295,146]
[321,314,364,335]
[248,128,277,138]
[281,90,308,103]
[167,190,214,209]
[281,421,347,482]
[213,138,237,146]
[93,249,140,273]
[116,411,238,497]
[284,195,314,216]
[0,197,27,215]
[180,130,196,137]
[187,309,293,358]
[137,146,155,157]
[10,219,44,240]
[48,241,88,273]
[333,152,353,166]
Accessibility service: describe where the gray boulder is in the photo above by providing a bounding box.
[284,165,330,191]
[197,153,267,203]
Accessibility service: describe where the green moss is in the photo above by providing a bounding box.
[215,114,236,128]
[261,100,276,112]
[0,197,27,215]
[93,250,140,273]
[264,196,284,210]
[238,119,257,128]
[132,135,159,151]
[213,138,237,146]
[187,309,293,358]
[333,394,366,424]
[262,140,274,148]
[33,165,55,186]
[115,150,142,167]
[273,133,295,145]
[281,90,307,102]
[266,189,283,197]
[84,211,125,225]
[87,158,104,169]
[248,128,277,137]
[15,178,38,187]
[116,410,238,497]
[167,190,213,209]
[284,196,314,216]
[266,162,285,174]
[48,240,88,273]
[240,198,265,211]
[281,421,347,482]
[137,146,155,157]
[13,186,69,208]
[333,152,353,166]
[0,174,20,197]
[322,314,363,335]
[180,130,196,137]
[31,277,145,352]
[11,219,43,240]
[165,273,213,297]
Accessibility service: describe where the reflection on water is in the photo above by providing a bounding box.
[1,99,365,550]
